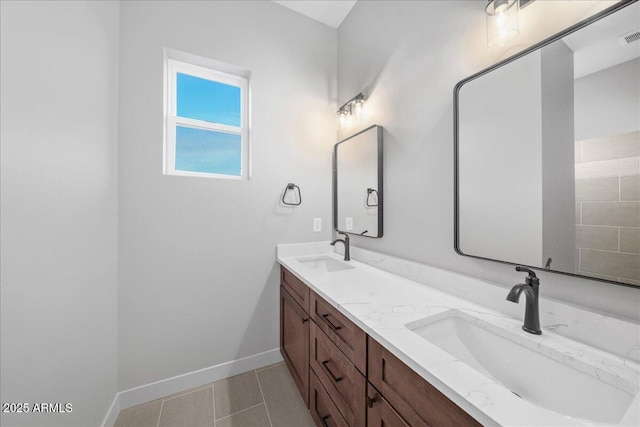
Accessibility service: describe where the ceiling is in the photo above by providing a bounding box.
[272,0,357,28]
[271,1,639,77]
[562,1,640,78]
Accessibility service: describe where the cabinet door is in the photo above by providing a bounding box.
[366,384,409,427]
[281,286,310,406]
[310,291,367,374]
[310,321,366,427]
[368,337,481,427]
[281,266,310,311]
[310,370,349,427]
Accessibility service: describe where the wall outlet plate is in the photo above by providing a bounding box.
[313,218,322,232]
[346,217,353,231]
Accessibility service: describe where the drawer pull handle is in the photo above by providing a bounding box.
[321,415,331,427]
[321,314,342,331]
[366,395,378,408]
[302,317,309,323]
[322,360,343,382]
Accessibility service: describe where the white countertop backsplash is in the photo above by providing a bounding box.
[276,242,640,427]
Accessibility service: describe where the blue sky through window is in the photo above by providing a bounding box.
[177,73,241,126]
[175,126,241,176]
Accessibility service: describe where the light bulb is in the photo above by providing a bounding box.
[486,0,519,48]
[353,100,363,120]
[496,10,506,27]
[338,109,349,130]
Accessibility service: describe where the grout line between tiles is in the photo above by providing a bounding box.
[579,202,582,225]
[215,402,267,422]
[156,399,165,427]
[212,379,216,427]
[578,248,581,272]
[577,224,623,229]
[255,369,274,427]
[619,227,621,252]
[580,247,640,255]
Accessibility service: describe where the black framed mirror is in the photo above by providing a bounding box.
[334,125,383,238]
[455,0,639,288]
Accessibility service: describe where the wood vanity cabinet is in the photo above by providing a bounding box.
[310,370,350,427]
[280,266,480,427]
[282,266,310,311]
[310,320,366,427]
[280,267,311,406]
[368,338,481,427]
[310,291,367,374]
[366,383,409,427]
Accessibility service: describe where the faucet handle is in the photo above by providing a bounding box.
[516,266,539,286]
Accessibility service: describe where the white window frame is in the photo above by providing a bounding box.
[164,58,249,179]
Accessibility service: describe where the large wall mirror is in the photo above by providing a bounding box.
[334,125,383,238]
[455,0,639,288]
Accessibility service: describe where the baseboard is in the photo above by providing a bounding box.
[101,394,121,427]
[101,348,283,426]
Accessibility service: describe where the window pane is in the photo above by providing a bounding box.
[176,73,241,127]
[175,126,241,176]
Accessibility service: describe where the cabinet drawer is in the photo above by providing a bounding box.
[368,337,481,427]
[367,383,409,427]
[280,286,310,406]
[310,321,366,427]
[311,291,367,374]
[281,266,310,313]
[309,370,349,427]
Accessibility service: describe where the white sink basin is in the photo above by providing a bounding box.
[297,255,354,273]
[406,310,637,425]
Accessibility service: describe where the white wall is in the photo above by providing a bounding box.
[0,2,120,426]
[541,40,576,273]
[337,128,379,236]
[458,52,543,266]
[118,1,336,390]
[337,0,640,321]
[575,57,640,140]
[459,39,576,274]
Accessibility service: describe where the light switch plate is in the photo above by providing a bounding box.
[313,218,322,232]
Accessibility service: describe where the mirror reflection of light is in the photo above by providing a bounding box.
[353,99,363,120]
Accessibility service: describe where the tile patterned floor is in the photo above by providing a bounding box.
[114,362,315,427]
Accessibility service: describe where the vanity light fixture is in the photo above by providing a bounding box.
[485,0,535,47]
[338,105,351,130]
[337,93,365,130]
[352,95,364,120]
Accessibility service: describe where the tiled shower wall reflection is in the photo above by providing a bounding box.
[575,130,640,285]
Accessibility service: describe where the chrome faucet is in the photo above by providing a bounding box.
[330,232,350,261]
[507,266,541,335]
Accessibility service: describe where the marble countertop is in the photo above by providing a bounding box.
[276,242,640,427]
